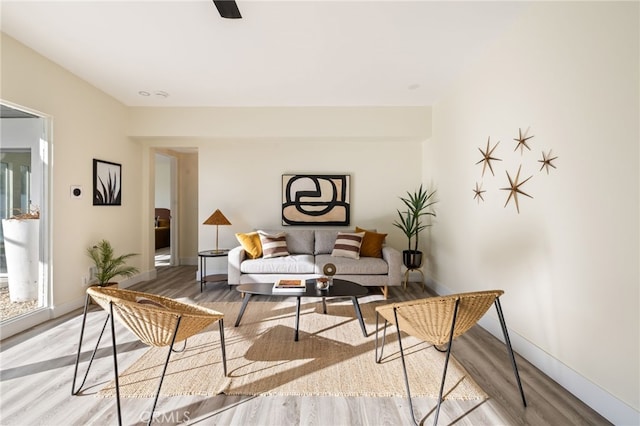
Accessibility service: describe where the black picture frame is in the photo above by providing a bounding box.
[282,174,350,226]
[93,159,122,206]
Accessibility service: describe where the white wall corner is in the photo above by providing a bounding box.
[425,278,639,425]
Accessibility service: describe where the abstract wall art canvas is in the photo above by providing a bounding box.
[282,174,350,226]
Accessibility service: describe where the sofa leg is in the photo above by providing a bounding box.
[380,286,389,299]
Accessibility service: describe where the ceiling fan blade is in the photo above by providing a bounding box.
[213,0,242,19]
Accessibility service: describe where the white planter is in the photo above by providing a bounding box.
[2,218,39,302]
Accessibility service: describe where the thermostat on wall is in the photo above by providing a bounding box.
[70,185,83,199]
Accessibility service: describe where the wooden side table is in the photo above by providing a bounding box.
[198,249,230,292]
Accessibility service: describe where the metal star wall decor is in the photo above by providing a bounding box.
[538,150,558,174]
[513,128,534,154]
[476,137,502,176]
[473,182,486,203]
[500,165,533,213]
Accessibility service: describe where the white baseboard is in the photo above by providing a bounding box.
[181,256,197,266]
[426,279,639,425]
[2,270,157,341]
[0,308,51,340]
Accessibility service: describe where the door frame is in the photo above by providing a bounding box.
[0,101,52,338]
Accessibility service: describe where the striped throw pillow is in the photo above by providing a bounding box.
[331,232,365,259]
[258,231,290,259]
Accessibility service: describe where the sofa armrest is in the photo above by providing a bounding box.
[227,246,246,285]
[382,246,402,287]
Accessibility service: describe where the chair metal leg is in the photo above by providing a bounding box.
[374,312,389,363]
[433,299,460,426]
[494,298,527,407]
[72,293,110,395]
[218,319,227,376]
[108,303,123,426]
[148,317,182,426]
[393,308,419,426]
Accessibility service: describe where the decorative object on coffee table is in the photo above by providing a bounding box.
[316,276,330,290]
[203,209,231,253]
[322,262,336,287]
[323,263,336,276]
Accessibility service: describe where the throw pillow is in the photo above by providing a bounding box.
[355,226,387,258]
[331,232,365,259]
[235,232,263,259]
[258,231,290,258]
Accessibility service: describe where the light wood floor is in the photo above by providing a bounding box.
[0,266,610,425]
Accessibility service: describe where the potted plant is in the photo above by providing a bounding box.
[1,206,40,302]
[393,184,436,269]
[86,239,139,287]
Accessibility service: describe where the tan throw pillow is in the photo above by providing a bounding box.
[235,232,263,259]
[258,231,290,258]
[355,226,387,258]
[331,232,365,259]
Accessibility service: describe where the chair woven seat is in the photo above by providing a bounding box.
[87,287,224,347]
[375,290,503,346]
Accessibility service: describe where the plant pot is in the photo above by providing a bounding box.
[2,218,39,302]
[402,250,423,269]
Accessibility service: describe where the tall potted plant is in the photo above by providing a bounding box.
[87,239,139,286]
[393,184,436,269]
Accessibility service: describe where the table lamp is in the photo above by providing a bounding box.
[203,209,231,253]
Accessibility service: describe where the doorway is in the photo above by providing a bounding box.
[154,152,177,267]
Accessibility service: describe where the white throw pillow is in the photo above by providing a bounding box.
[331,232,365,259]
[258,231,290,259]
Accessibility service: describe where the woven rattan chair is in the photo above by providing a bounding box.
[375,290,526,425]
[72,287,227,426]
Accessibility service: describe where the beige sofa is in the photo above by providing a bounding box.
[227,229,401,298]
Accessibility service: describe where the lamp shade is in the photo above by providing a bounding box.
[203,209,231,226]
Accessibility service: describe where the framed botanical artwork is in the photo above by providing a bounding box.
[282,174,350,226]
[93,159,122,206]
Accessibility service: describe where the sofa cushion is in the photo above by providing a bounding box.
[258,231,290,258]
[235,232,263,259]
[314,230,339,254]
[355,226,387,258]
[316,254,389,275]
[241,254,315,274]
[262,229,314,254]
[331,232,365,259]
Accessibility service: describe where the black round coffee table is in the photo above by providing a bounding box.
[234,279,369,341]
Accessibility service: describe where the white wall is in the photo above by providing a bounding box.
[132,106,433,267]
[1,34,145,313]
[428,2,638,423]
